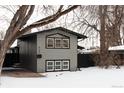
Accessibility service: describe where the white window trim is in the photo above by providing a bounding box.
[46,60,70,71]
[54,61,62,70]
[47,38,54,48]
[46,61,54,71]
[62,60,69,70]
[62,39,69,48]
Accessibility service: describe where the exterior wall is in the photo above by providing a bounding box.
[36,29,78,72]
[17,36,37,72]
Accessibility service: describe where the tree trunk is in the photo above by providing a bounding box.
[99,5,110,68]
[98,5,123,68]
[0,44,9,76]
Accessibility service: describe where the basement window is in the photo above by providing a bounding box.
[62,60,69,70]
[46,61,54,71]
[46,60,70,71]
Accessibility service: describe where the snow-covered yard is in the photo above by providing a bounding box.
[1,66,124,88]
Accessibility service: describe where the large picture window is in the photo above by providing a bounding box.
[46,34,70,49]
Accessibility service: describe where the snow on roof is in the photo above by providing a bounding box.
[78,45,124,54]
[78,49,99,54]
[109,45,124,51]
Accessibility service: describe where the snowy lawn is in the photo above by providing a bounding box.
[1,66,124,88]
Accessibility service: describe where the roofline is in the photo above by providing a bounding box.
[18,27,87,39]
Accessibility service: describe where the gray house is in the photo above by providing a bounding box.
[17,27,87,72]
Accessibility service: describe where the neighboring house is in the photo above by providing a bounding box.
[78,45,124,67]
[17,27,87,72]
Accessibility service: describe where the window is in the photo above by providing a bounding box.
[46,60,70,71]
[62,60,69,70]
[55,38,62,48]
[55,61,61,70]
[46,37,69,49]
[62,39,69,48]
[47,38,54,48]
[46,61,54,71]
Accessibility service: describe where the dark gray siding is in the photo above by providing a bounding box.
[18,36,37,72]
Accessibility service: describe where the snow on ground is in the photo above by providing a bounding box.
[1,66,124,88]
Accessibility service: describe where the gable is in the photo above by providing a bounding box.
[18,27,87,39]
[47,33,69,38]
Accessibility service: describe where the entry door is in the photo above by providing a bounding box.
[46,61,54,71]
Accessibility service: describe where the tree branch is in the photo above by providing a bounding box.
[83,18,100,32]
[17,5,79,37]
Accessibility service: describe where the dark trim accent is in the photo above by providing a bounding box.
[45,33,70,49]
[36,54,42,58]
[46,37,55,48]
[47,33,69,38]
[45,59,70,72]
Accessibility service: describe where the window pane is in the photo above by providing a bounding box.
[63,66,68,69]
[63,62,68,65]
[56,62,61,65]
[47,66,53,70]
[62,39,69,48]
[55,39,61,48]
[46,61,54,71]
[63,61,69,65]
[62,60,69,70]
[55,66,61,69]
[55,61,61,70]
[47,38,54,48]
[47,62,53,65]
[47,61,54,66]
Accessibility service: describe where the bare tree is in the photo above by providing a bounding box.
[70,5,124,68]
[0,5,79,75]
[98,5,124,68]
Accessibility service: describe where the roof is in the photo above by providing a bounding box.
[18,27,87,39]
[78,45,124,54]
[77,45,85,49]
[78,48,99,54]
[109,45,124,51]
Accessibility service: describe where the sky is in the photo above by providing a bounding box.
[0,3,124,49]
[0,0,124,5]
